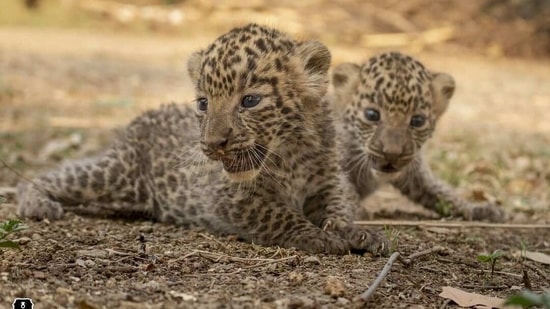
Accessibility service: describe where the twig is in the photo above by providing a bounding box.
[420,266,447,275]
[242,255,298,269]
[436,257,478,268]
[105,248,134,256]
[400,245,447,265]
[167,249,296,267]
[355,252,400,302]
[440,298,452,309]
[436,257,523,278]
[461,284,510,290]
[355,220,550,229]
[198,232,229,249]
[0,158,38,186]
[0,187,17,195]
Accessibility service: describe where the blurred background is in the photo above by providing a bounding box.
[0,0,549,222]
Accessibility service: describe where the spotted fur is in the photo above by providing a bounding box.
[332,52,505,221]
[17,24,388,254]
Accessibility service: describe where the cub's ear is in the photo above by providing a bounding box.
[187,51,203,84]
[295,41,332,103]
[431,72,455,120]
[331,62,360,98]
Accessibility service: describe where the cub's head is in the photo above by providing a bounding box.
[187,23,331,182]
[332,52,455,175]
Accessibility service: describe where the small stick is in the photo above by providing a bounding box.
[354,220,550,229]
[400,245,446,265]
[436,257,523,278]
[0,187,17,195]
[355,252,400,302]
[242,255,298,269]
[461,284,510,290]
[440,298,452,309]
[198,232,229,249]
[105,248,134,256]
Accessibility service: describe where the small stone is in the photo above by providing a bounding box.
[304,256,321,265]
[56,287,73,294]
[168,291,196,301]
[75,259,86,267]
[337,297,350,306]
[274,298,290,309]
[31,233,42,240]
[15,237,32,245]
[324,276,346,298]
[84,260,96,267]
[34,271,46,279]
[288,271,304,285]
[138,225,153,233]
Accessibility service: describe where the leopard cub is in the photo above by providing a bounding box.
[332,52,505,222]
[17,24,388,255]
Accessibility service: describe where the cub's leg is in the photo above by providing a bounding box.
[223,195,350,254]
[393,159,505,222]
[18,143,147,220]
[303,176,389,255]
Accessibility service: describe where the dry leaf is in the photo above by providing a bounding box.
[524,251,550,265]
[439,286,504,308]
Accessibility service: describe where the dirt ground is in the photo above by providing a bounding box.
[1,0,550,308]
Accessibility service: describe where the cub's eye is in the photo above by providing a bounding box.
[197,97,208,111]
[364,108,380,122]
[241,95,262,108]
[410,115,426,127]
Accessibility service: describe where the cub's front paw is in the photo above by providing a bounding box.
[17,183,64,220]
[336,225,391,256]
[286,230,349,255]
[466,202,506,222]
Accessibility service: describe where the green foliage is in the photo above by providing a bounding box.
[383,226,401,254]
[477,249,503,277]
[0,219,28,250]
[505,290,550,309]
[434,200,452,217]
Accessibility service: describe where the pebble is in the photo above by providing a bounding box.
[138,225,154,233]
[15,237,31,245]
[337,297,351,306]
[324,276,346,298]
[304,256,321,265]
[288,271,304,285]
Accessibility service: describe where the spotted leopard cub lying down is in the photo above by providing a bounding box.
[17,24,388,255]
[332,52,505,222]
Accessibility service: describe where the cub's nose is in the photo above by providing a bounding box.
[380,147,403,164]
[203,127,233,155]
[207,137,229,154]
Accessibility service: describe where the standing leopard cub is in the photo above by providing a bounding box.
[332,52,504,221]
[17,24,388,255]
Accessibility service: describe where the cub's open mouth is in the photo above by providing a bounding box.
[221,145,267,173]
[373,163,400,174]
